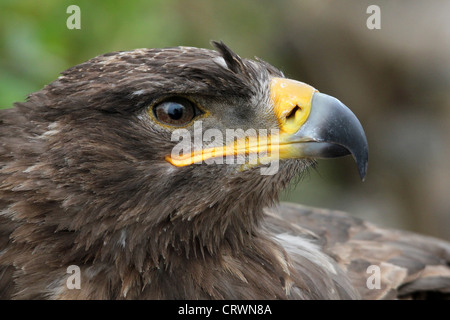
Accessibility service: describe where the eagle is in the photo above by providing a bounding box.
[0,42,449,300]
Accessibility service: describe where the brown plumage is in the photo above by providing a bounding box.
[0,42,449,299]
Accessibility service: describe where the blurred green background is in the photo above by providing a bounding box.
[1,0,449,240]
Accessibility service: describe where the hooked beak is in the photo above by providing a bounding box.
[271,78,368,180]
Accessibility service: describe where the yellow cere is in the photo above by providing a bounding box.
[270,77,317,134]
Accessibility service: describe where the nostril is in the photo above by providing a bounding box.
[286,105,301,120]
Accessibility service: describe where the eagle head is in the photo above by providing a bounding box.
[0,42,368,298]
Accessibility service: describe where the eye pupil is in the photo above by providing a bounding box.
[167,103,184,120]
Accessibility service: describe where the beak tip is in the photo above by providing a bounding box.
[356,150,369,181]
[359,163,368,181]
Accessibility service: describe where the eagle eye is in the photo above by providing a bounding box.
[152,98,201,127]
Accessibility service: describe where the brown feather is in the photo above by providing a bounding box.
[267,203,450,299]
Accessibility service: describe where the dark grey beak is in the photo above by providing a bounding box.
[290,92,369,180]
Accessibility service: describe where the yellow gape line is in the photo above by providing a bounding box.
[165,136,283,167]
